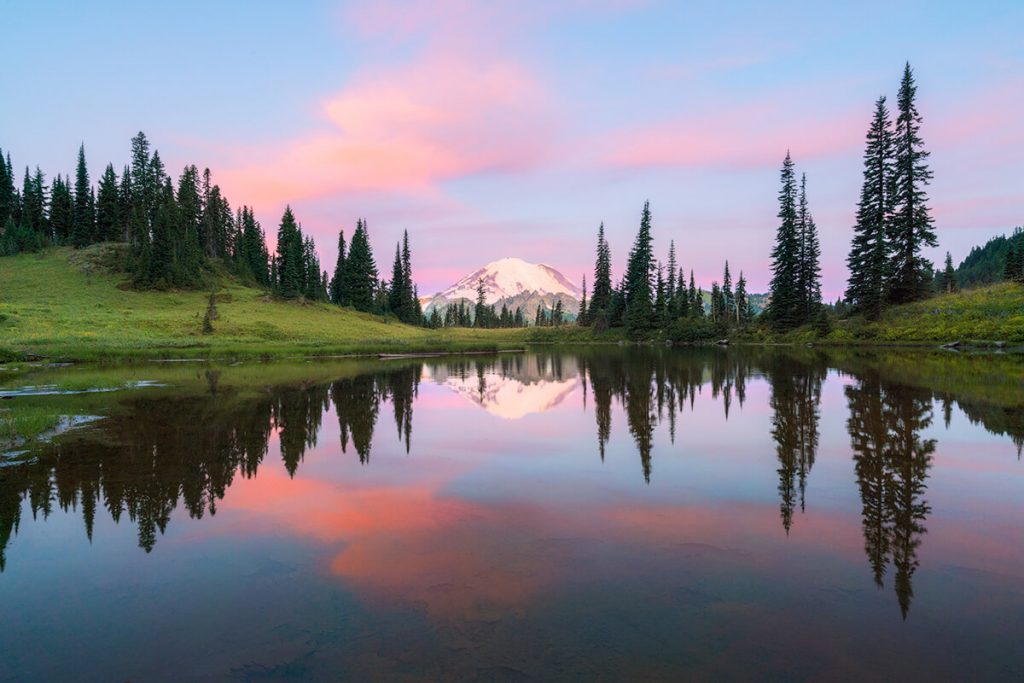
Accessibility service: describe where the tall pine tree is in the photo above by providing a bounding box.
[590,222,613,319]
[330,228,347,305]
[888,63,936,304]
[343,219,378,312]
[846,96,894,319]
[796,173,822,320]
[71,144,94,247]
[623,201,655,337]
[766,152,801,329]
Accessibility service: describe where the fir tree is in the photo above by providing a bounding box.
[71,144,94,247]
[95,164,120,242]
[888,63,937,304]
[938,252,957,293]
[578,274,589,326]
[796,173,822,320]
[847,96,895,319]
[688,271,702,318]
[342,219,378,312]
[275,206,303,297]
[145,180,179,288]
[722,261,734,322]
[590,222,613,317]
[735,271,750,324]
[766,152,801,329]
[50,174,73,243]
[1006,242,1023,283]
[388,242,405,315]
[330,229,347,305]
[666,241,677,314]
[0,147,14,229]
[623,201,656,337]
[399,230,418,323]
[175,165,203,285]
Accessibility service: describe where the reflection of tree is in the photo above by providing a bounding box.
[767,359,825,533]
[846,376,935,619]
[0,364,424,568]
[331,364,420,463]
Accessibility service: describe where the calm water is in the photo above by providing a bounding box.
[2,348,1023,681]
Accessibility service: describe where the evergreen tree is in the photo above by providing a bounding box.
[342,219,377,312]
[1006,242,1023,283]
[847,96,895,319]
[275,206,303,297]
[796,173,822,319]
[50,175,73,243]
[473,279,487,327]
[330,229,347,305]
[129,132,154,250]
[578,274,589,326]
[175,165,203,285]
[688,271,702,318]
[735,271,751,324]
[95,164,120,242]
[144,180,178,288]
[888,63,937,304]
[239,206,269,285]
[937,252,957,293]
[116,165,132,242]
[590,222,613,317]
[766,152,801,329]
[302,236,322,300]
[21,166,48,239]
[388,242,405,315]
[0,147,14,229]
[71,144,94,247]
[399,230,418,323]
[654,262,666,325]
[722,261,734,322]
[666,240,677,317]
[623,201,656,336]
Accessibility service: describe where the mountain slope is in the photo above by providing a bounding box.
[424,257,582,319]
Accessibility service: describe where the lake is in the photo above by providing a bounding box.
[1,348,1023,681]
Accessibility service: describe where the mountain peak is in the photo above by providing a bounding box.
[424,257,582,314]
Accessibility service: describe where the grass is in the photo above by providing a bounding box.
[0,246,541,360]
[3,247,1023,360]
[843,283,1024,343]
[743,283,1024,346]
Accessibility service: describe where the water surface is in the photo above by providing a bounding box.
[1,348,1023,681]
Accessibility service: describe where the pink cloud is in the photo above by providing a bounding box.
[601,103,865,172]
[218,56,554,211]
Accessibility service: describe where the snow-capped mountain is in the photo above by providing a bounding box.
[423,257,582,319]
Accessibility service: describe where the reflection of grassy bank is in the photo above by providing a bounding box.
[0,357,415,453]
[828,348,1024,407]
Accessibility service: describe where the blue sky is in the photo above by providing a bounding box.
[2,0,1021,297]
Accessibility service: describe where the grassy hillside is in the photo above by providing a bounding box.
[3,248,1022,359]
[829,283,1024,344]
[0,247,537,360]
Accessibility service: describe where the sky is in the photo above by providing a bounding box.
[2,0,1021,299]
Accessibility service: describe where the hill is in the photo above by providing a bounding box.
[0,247,533,360]
[945,227,1023,289]
[826,282,1024,344]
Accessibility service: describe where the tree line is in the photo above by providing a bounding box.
[0,132,427,323]
[576,208,757,340]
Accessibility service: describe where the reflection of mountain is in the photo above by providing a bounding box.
[425,355,580,419]
[434,370,578,420]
